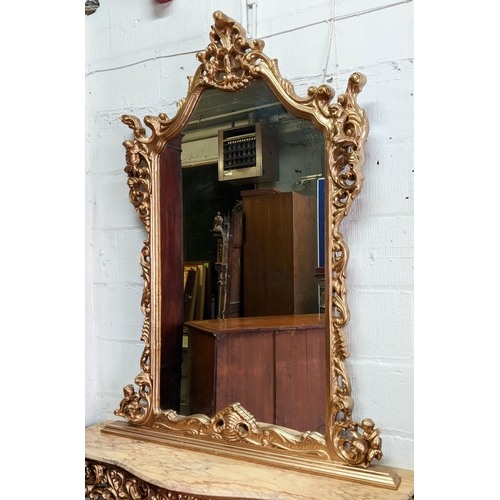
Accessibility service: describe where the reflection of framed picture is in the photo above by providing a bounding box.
[317,177,325,268]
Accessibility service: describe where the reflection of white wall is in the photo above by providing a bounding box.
[86,0,414,469]
[181,137,219,166]
[269,138,324,196]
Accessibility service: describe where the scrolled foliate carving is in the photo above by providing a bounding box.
[86,460,254,500]
[114,119,155,426]
[325,393,383,468]
[193,10,265,91]
[115,377,152,426]
[321,72,382,468]
[111,9,391,483]
[86,460,155,499]
[153,403,329,458]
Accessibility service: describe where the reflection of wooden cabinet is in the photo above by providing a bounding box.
[242,190,318,317]
[185,314,326,433]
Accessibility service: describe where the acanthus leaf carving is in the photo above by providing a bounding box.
[114,122,154,426]
[86,459,259,500]
[153,403,329,458]
[109,9,393,481]
[194,10,265,91]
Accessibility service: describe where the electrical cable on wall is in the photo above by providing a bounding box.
[320,0,336,85]
[246,0,258,40]
[86,0,411,77]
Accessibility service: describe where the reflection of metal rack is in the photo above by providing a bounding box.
[223,133,257,170]
[218,123,279,183]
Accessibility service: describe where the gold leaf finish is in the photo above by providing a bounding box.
[107,10,396,487]
[85,459,257,500]
[117,120,154,426]
[153,403,329,458]
[194,10,265,91]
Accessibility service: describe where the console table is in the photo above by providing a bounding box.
[85,422,414,499]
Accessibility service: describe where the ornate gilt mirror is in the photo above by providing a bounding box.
[102,11,401,490]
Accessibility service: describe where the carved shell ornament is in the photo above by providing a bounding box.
[106,10,400,489]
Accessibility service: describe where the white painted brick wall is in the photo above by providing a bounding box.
[85,0,414,470]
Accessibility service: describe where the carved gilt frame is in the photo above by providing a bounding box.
[101,11,401,489]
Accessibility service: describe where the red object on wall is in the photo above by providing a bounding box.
[156,0,172,3]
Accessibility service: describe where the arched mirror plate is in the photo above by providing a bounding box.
[101,11,401,490]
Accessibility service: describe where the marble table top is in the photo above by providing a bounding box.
[86,421,414,500]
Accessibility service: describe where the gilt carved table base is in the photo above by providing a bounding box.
[86,422,414,500]
[86,459,256,500]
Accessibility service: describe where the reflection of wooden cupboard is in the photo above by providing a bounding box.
[242,190,318,317]
[185,314,326,433]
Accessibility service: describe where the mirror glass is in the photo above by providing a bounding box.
[166,79,326,432]
[110,13,392,481]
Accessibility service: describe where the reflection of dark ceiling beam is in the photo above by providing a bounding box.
[183,110,322,147]
[182,120,249,143]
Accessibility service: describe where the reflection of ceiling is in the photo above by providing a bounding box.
[184,80,283,132]
[181,79,324,184]
[183,79,323,146]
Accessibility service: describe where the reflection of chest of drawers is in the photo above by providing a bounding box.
[185,314,326,433]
